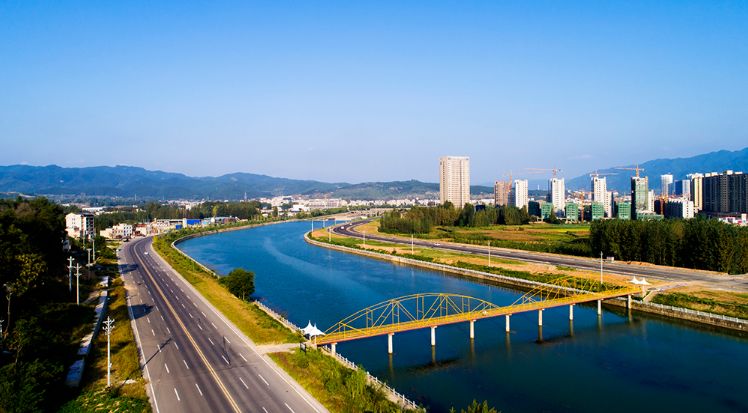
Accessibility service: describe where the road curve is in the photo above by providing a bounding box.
[120,237,328,413]
[332,221,748,290]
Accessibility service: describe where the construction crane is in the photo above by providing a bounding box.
[526,168,562,178]
[589,171,618,178]
[615,165,645,178]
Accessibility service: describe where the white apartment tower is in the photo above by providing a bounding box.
[549,177,566,212]
[439,156,471,207]
[510,179,529,209]
[592,176,612,217]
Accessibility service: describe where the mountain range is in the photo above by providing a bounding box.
[567,147,748,192]
[2,147,746,200]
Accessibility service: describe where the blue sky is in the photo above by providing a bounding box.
[1,1,746,184]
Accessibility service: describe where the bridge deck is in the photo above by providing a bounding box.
[315,286,640,345]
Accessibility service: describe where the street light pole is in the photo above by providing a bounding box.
[75,264,81,305]
[103,317,115,387]
[488,241,492,267]
[600,251,603,286]
[67,256,74,293]
[87,248,92,266]
[92,237,96,263]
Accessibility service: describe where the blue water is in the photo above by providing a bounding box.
[179,221,748,413]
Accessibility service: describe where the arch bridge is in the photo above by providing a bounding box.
[315,276,643,352]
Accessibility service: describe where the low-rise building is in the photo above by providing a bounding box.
[65,212,95,240]
[664,198,695,219]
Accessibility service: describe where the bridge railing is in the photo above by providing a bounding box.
[254,300,304,334]
[321,347,420,411]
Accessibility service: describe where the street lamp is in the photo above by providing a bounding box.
[75,264,82,305]
[103,317,115,387]
[600,251,604,286]
[87,248,92,267]
[67,256,74,293]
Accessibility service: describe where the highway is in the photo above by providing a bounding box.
[120,237,328,413]
[333,221,748,290]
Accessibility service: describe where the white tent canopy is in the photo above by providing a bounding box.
[301,321,325,337]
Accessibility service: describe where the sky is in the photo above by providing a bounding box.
[1,1,746,184]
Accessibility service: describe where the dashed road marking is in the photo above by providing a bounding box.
[195,383,203,396]
[165,363,170,374]
[239,377,249,389]
[258,374,269,386]
[240,354,247,362]
[174,387,180,401]
[285,402,296,413]
[183,359,189,370]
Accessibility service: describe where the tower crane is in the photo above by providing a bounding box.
[526,168,562,178]
[615,165,645,178]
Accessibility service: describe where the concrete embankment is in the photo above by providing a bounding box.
[305,234,747,333]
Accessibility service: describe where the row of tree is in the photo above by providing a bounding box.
[380,203,531,234]
[590,218,748,274]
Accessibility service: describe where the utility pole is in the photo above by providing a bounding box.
[92,236,96,263]
[87,248,92,266]
[600,251,604,286]
[488,241,491,267]
[67,256,74,293]
[103,317,115,387]
[0,319,4,344]
[75,264,82,305]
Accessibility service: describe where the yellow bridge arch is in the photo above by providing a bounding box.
[316,278,642,346]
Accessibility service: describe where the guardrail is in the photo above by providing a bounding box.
[254,300,304,334]
[321,347,420,411]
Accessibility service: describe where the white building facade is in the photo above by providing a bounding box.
[549,177,566,212]
[510,179,529,209]
[65,212,95,240]
[439,156,471,207]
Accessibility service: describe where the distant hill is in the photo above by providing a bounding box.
[567,147,748,192]
[0,165,491,200]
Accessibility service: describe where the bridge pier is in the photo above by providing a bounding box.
[627,295,632,309]
[469,320,475,339]
[538,309,543,327]
[331,343,337,355]
[430,326,437,346]
[569,304,574,321]
[387,333,394,354]
[597,300,602,316]
[505,315,510,333]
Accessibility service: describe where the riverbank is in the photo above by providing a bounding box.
[305,232,747,333]
[153,221,422,412]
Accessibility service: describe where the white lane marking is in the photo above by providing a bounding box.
[197,324,203,331]
[285,402,296,413]
[183,359,189,370]
[174,342,180,351]
[224,337,231,345]
[173,387,181,401]
[147,316,151,324]
[240,354,247,362]
[165,363,170,374]
[208,337,214,346]
[151,329,155,336]
[195,383,203,397]
[170,289,174,294]
[166,327,171,334]
[155,305,160,312]
[262,408,269,413]
[181,303,186,309]
[160,315,165,321]
[239,377,249,389]
[157,345,161,353]
[188,312,194,319]
[201,311,206,317]
[221,355,230,365]
[211,322,217,329]
[258,374,269,386]
[192,301,197,307]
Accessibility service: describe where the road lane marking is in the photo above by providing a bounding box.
[174,387,180,401]
[211,322,217,329]
[224,337,231,344]
[147,316,151,324]
[181,303,186,309]
[239,377,249,389]
[240,354,247,362]
[197,324,203,331]
[183,359,189,370]
[221,355,230,365]
[195,383,203,396]
[160,315,165,321]
[208,337,215,346]
[262,408,269,413]
[174,342,180,351]
[151,329,155,336]
[157,345,161,353]
[165,363,170,374]
[201,311,206,317]
[285,402,296,413]
[166,327,171,334]
[258,374,269,386]
[188,312,194,319]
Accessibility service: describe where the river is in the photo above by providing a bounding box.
[178,221,748,413]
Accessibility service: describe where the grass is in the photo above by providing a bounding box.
[152,234,300,344]
[652,291,748,319]
[270,349,419,413]
[59,249,151,412]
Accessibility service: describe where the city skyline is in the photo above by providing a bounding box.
[2,2,747,183]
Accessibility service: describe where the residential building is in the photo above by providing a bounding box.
[541,202,554,220]
[631,176,649,219]
[565,202,579,222]
[690,173,704,212]
[528,200,542,217]
[674,179,691,199]
[493,180,512,206]
[660,173,674,197]
[509,179,529,209]
[589,202,605,220]
[439,156,471,207]
[702,170,748,215]
[616,201,631,220]
[548,177,565,212]
[101,223,133,239]
[591,176,613,217]
[65,212,95,240]
[664,198,695,219]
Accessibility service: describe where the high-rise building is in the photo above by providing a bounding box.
[664,198,695,219]
[631,176,649,219]
[509,179,529,209]
[690,173,704,212]
[493,180,512,206]
[439,156,471,207]
[590,202,605,220]
[615,201,631,220]
[605,191,613,218]
[702,171,748,215]
[565,202,579,222]
[548,177,565,212]
[660,174,674,197]
[674,179,691,199]
[591,176,612,217]
[648,190,656,212]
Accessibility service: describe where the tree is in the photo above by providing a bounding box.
[219,268,255,301]
[450,400,500,413]
[4,254,46,337]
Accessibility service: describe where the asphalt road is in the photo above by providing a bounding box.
[333,221,748,291]
[120,237,328,413]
